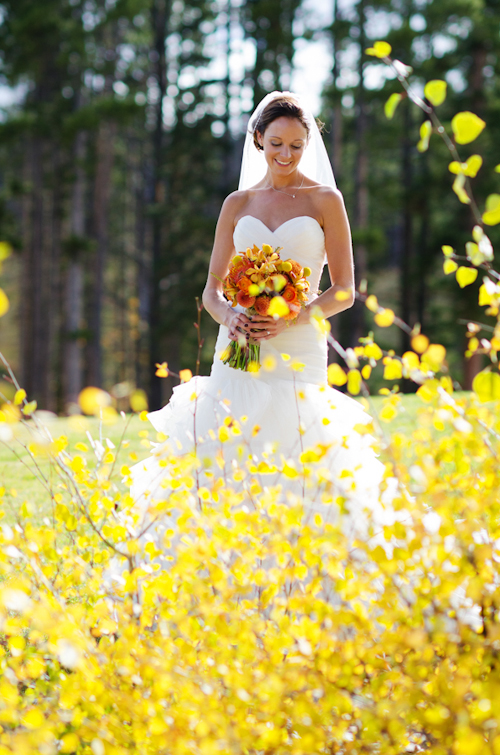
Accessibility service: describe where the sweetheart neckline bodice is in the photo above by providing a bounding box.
[234,214,324,236]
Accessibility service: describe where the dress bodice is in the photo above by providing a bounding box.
[233,215,326,296]
[209,214,329,386]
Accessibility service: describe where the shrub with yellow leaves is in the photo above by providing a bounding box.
[1,49,500,755]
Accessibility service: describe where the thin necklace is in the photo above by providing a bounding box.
[266,173,305,199]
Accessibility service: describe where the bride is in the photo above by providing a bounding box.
[131,91,388,535]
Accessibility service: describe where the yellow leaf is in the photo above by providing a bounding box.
[454,731,489,755]
[374,308,395,327]
[411,334,429,353]
[281,353,290,361]
[130,389,148,412]
[384,92,403,120]
[364,343,383,360]
[365,40,392,58]
[347,369,361,395]
[179,369,192,383]
[402,351,420,370]
[442,245,454,257]
[0,242,12,261]
[0,403,20,423]
[383,359,403,380]
[60,733,80,754]
[443,259,458,274]
[380,403,397,422]
[327,363,347,386]
[473,369,500,402]
[417,379,439,402]
[424,79,447,106]
[456,266,478,288]
[0,288,9,318]
[139,410,149,421]
[361,364,372,379]
[22,708,45,729]
[74,442,88,452]
[365,294,378,312]
[268,295,289,318]
[262,355,276,371]
[78,386,111,415]
[335,289,351,301]
[14,389,26,405]
[452,173,470,204]
[155,361,169,377]
[448,154,482,178]
[483,193,500,226]
[417,120,432,152]
[451,111,486,145]
[103,451,114,464]
[479,283,493,306]
[218,426,230,443]
[21,400,37,416]
[422,344,446,367]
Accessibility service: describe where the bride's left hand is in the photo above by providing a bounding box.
[247,314,288,341]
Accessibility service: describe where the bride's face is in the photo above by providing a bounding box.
[258,117,308,176]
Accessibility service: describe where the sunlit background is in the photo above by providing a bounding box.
[0,0,495,413]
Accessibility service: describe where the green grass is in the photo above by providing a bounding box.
[1,392,472,520]
[1,414,149,515]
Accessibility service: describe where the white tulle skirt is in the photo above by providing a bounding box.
[130,321,394,533]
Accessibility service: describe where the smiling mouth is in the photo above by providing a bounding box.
[275,159,292,166]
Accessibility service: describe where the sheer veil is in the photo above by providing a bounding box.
[238,91,337,192]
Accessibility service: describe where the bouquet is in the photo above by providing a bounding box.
[221,243,311,371]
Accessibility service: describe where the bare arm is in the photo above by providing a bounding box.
[202,193,254,340]
[296,187,355,324]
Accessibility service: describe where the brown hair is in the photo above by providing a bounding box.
[252,94,310,151]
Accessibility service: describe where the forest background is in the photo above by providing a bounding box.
[0,0,497,414]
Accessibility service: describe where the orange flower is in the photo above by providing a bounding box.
[236,290,256,308]
[254,295,271,315]
[286,259,303,280]
[282,284,298,304]
[237,276,253,292]
[283,302,301,321]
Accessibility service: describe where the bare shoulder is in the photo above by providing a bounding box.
[310,184,345,209]
[219,190,251,224]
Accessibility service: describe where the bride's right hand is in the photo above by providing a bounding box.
[225,309,254,342]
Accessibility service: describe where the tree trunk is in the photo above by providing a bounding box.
[21,135,47,405]
[349,0,368,349]
[400,102,413,356]
[63,129,87,410]
[47,141,64,412]
[87,119,116,387]
[149,0,171,410]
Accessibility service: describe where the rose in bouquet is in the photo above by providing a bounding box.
[221,243,311,370]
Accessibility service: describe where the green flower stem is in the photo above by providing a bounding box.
[222,339,261,371]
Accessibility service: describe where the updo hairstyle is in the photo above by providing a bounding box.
[252,94,311,152]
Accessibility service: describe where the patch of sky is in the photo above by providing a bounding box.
[447,17,472,39]
[365,9,402,39]
[0,82,28,120]
[432,34,457,58]
[412,35,432,63]
[113,81,129,98]
[410,14,426,32]
[445,68,467,93]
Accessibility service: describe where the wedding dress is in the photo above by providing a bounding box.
[130,214,388,532]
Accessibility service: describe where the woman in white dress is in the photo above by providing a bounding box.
[131,92,386,531]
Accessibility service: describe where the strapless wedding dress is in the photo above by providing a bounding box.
[130,215,390,531]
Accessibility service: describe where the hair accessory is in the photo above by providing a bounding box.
[238,91,337,192]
